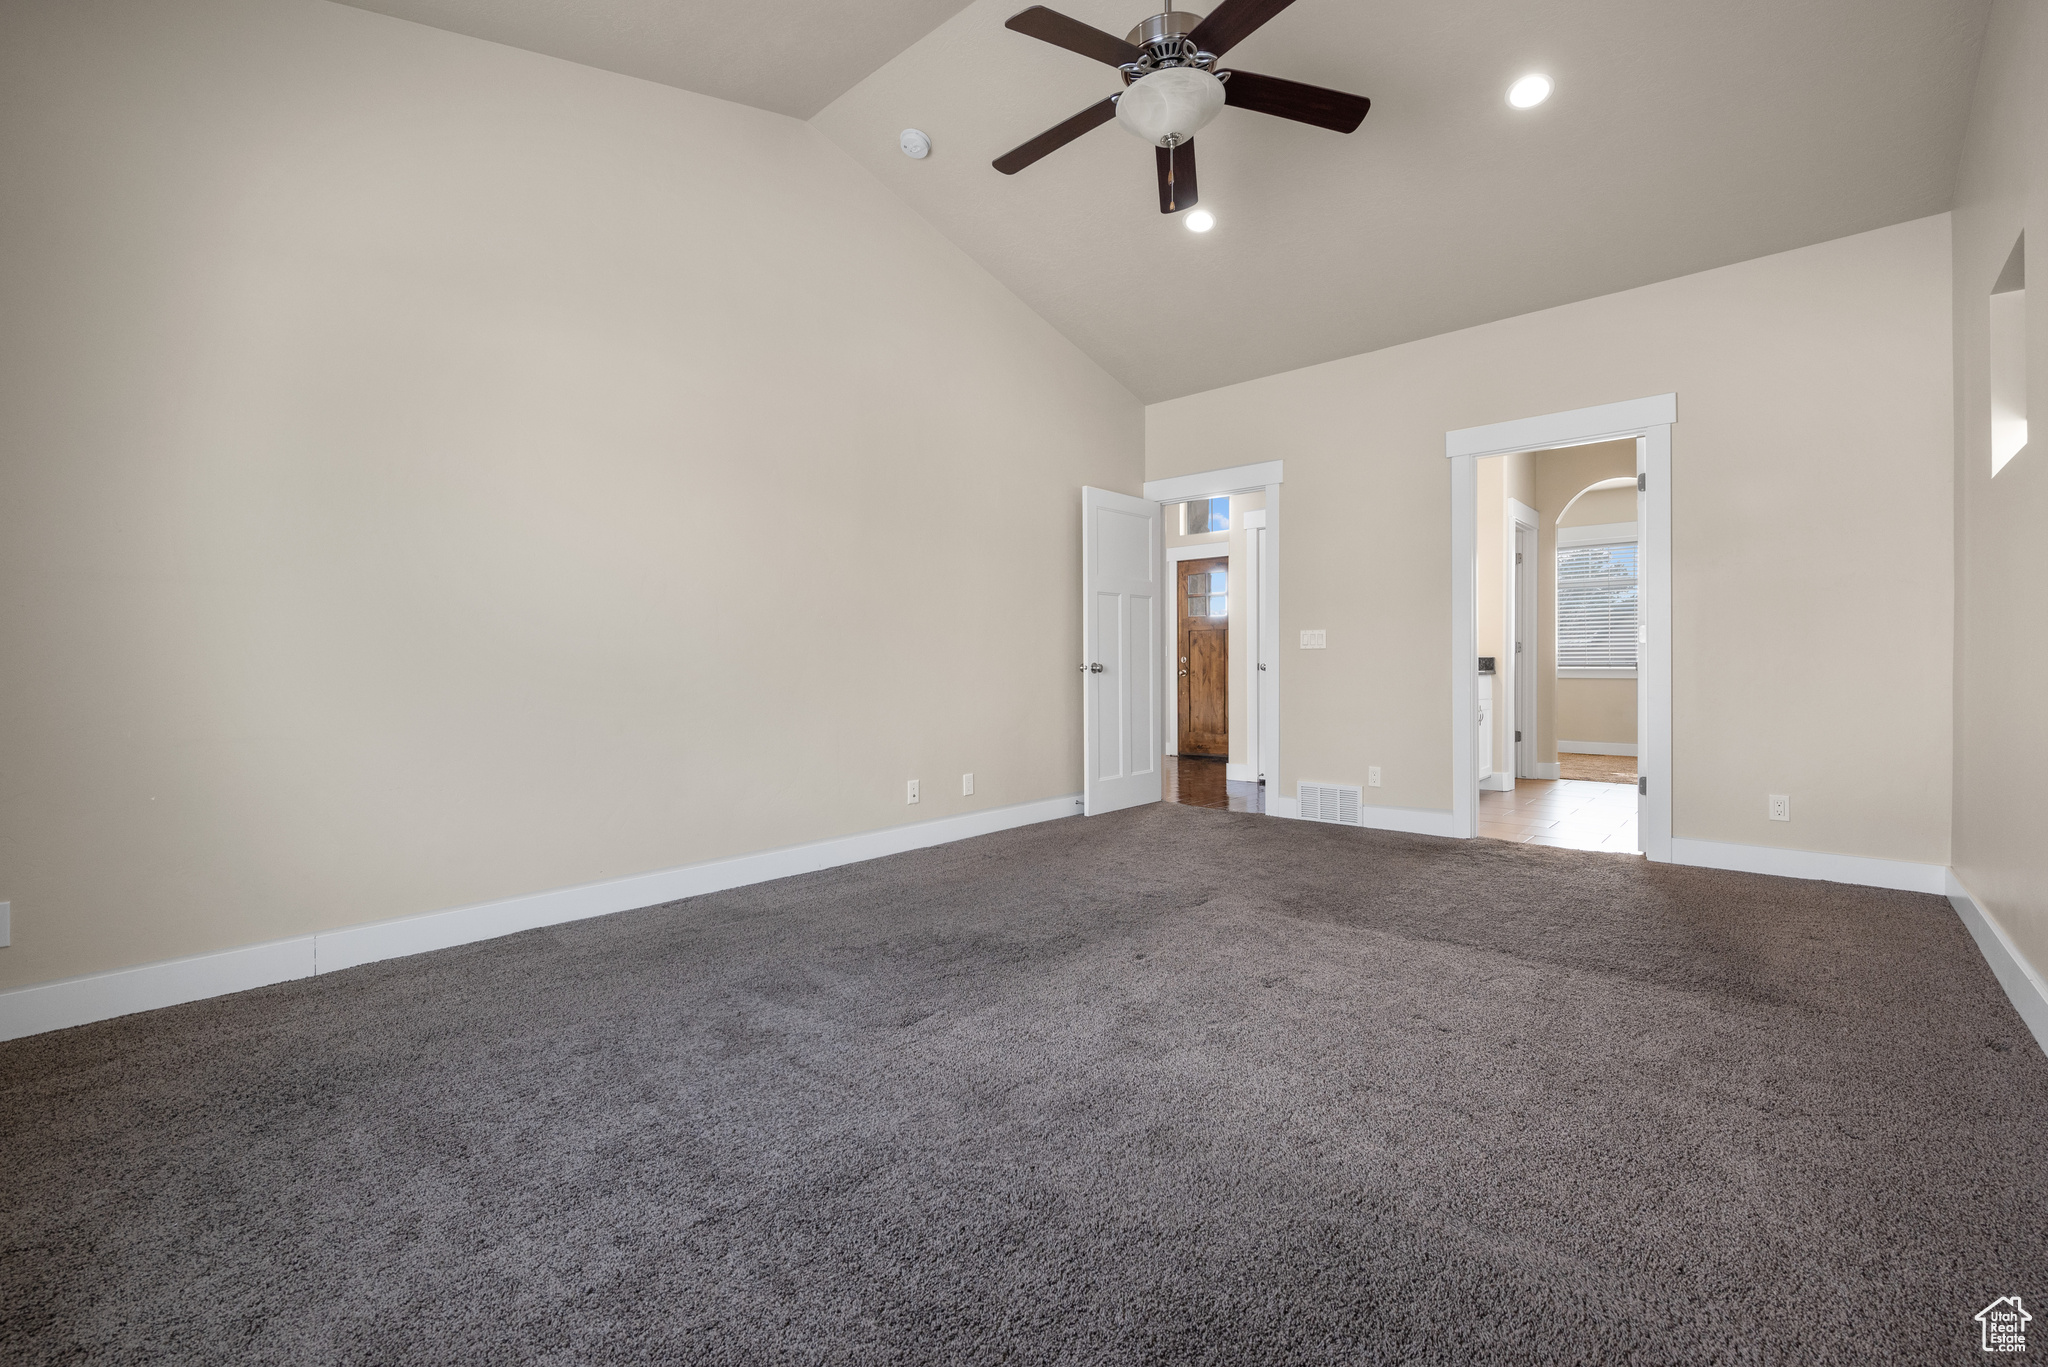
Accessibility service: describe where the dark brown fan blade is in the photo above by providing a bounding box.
[1222,68,1370,133]
[1004,7,1142,67]
[993,96,1120,174]
[1187,0,1300,58]
[1155,140,1198,214]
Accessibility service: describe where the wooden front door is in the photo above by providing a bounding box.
[1177,556,1228,757]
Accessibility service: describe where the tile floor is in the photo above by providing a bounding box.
[1478,777,1639,853]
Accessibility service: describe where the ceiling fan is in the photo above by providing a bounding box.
[992,2,1371,214]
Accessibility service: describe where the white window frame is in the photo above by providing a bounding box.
[1555,520,1640,679]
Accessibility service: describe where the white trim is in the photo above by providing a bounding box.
[1446,395,1677,460]
[1532,762,1561,780]
[1245,524,1263,779]
[1509,501,1538,781]
[1225,763,1255,782]
[0,795,1082,1042]
[1450,453,1478,838]
[1479,772,1516,792]
[0,936,318,1043]
[1559,668,1638,679]
[1242,509,1267,529]
[1143,460,1283,503]
[1448,396,1672,859]
[1165,542,1230,562]
[1668,838,1945,894]
[1558,740,1638,757]
[1947,869,2048,1053]
[1639,427,1672,861]
[1271,798,1455,837]
[1556,520,1638,548]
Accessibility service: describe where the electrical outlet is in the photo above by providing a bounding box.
[1768,794,1790,822]
[907,779,920,805]
[1368,767,1382,788]
[962,773,974,796]
[1300,629,1327,649]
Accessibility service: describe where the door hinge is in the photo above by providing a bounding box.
[1639,776,1648,794]
[1515,642,1522,652]
[1514,730,1522,742]
[1515,552,1523,563]
[1637,473,1647,492]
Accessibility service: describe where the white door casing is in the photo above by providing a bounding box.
[1445,395,1675,860]
[1082,487,1163,815]
[1245,518,1265,781]
[1510,504,1539,780]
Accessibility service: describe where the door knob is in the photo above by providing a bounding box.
[1089,663,1104,673]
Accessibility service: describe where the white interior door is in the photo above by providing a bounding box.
[1082,487,1163,815]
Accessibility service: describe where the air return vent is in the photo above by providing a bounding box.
[1297,782,1363,826]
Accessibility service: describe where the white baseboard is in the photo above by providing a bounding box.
[0,936,318,1044]
[1479,772,1515,792]
[1225,763,1256,782]
[1270,796,1455,838]
[1356,805,1457,837]
[1947,870,2048,1054]
[1667,837,1946,894]
[1532,762,1562,780]
[1557,740,1638,757]
[0,794,1082,1043]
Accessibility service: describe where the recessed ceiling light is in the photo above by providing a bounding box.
[1185,209,1215,233]
[1507,74,1553,109]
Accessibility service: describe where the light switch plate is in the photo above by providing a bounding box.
[962,773,974,796]
[907,779,920,805]
[1300,630,1327,649]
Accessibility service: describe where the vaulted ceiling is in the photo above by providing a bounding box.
[333,0,977,118]
[335,0,1992,402]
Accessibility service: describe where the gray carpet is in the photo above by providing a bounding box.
[3,804,2043,1365]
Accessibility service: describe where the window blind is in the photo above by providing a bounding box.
[1556,541,1638,670]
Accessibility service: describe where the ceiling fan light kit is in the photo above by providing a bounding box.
[1114,66,1226,147]
[992,2,1371,215]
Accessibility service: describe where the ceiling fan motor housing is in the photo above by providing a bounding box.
[1125,11,1207,52]
[1115,67,1226,147]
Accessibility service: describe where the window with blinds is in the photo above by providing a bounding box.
[1556,541,1639,671]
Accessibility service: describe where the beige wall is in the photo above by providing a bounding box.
[1560,486,1639,528]
[1148,215,1954,861]
[1950,2,2048,973]
[0,0,1143,990]
[1165,494,1264,768]
[1537,444,1640,756]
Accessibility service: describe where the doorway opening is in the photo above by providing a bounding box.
[1161,494,1264,813]
[1446,394,1673,860]
[1473,445,1642,853]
